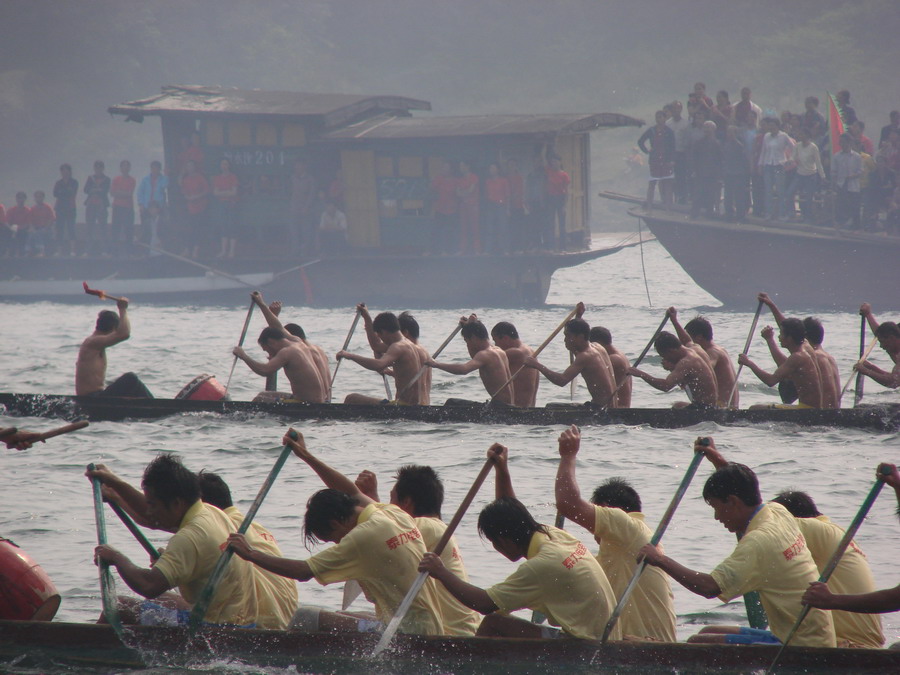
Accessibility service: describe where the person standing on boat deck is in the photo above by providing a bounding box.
[590,326,632,408]
[544,154,571,250]
[83,160,111,256]
[428,158,458,255]
[666,101,691,205]
[525,151,548,251]
[506,158,526,251]
[668,309,739,408]
[770,490,884,648]
[292,449,479,636]
[638,111,676,211]
[233,327,326,403]
[804,462,900,615]
[629,331,717,408]
[739,318,824,409]
[137,161,168,251]
[289,159,317,257]
[180,160,210,259]
[484,162,511,255]
[784,127,826,223]
[855,321,900,390]
[93,454,259,627]
[213,157,240,259]
[638,438,836,647]
[53,163,78,256]
[757,117,795,221]
[338,310,428,405]
[457,160,480,254]
[690,121,723,220]
[524,318,617,407]
[554,425,676,641]
[491,321,539,407]
[110,160,136,257]
[76,296,153,398]
[228,430,445,635]
[832,133,864,230]
[419,442,620,640]
[722,125,751,223]
[733,88,762,132]
[428,316,515,405]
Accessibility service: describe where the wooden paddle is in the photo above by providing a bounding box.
[82,281,125,303]
[188,431,295,632]
[854,315,866,407]
[136,242,257,288]
[330,309,362,402]
[764,466,890,674]
[489,305,580,401]
[108,502,159,562]
[568,351,576,401]
[88,463,124,639]
[3,420,88,447]
[371,446,500,657]
[397,322,464,399]
[841,335,879,403]
[382,373,393,401]
[601,443,705,642]
[602,311,669,410]
[727,299,765,408]
[224,300,256,394]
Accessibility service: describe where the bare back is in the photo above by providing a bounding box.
[505,344,538,407]
[75,336,109,395]
[280,343,327,403]
[606,346,632,408]
[410,342,432,405]
[308,342,332,401]
[780,350,823,408]
[577,344,617,406]
[479,346,514,404]
[813,348,840,408]
[705,343,738,407]
[388,338,429,405]
[673,351,719,406]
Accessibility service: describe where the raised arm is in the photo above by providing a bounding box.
[85,464,150,525]
[761,325,787,365]
[283,429,374,506]
[251,291,297,342]
[667,307,693,347]
[491,443,516,499]
[88,298,131,349]
[695,437,728,469]
[554,426,596,531]
[758,292,786,327]
[358,303,387,356]
[859,303,879,334]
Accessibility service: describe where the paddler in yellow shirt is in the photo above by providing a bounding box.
[554,425,676,642]
[638,438,835,647]
[226,430,444,635]
[419,443,620,641]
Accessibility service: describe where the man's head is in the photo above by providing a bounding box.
[60,163,72,178]
[740,87,751,102]
[589,325,612,347]
[198,470,234,510]
[120,160,131,175]
[96,310,119,333]
[801,317,824,347]
[491,321,519,349]
[591,477,642,513]
[461,320,489,356]
[398,311,420,340]
[702,463,762,533]
[150,160,162,175]
[33,190,45,205]
[654,331,682,361]
[258,326,288,357]
[15,191,26,205]
[303,488,359,546]
[141,454,201,531]
[779,318,806,349]
[372,312,401,337]
[875,321,900,354]
[284,323,306,340]
[771,490,821,518]
[839,132,853,152]
[391,465,444,518]
[804,96,819,111]
[563,318,590,352]
[685,316,713,343]
[93,160,105,174]
[837,90,850,105]
[477,497,547,561]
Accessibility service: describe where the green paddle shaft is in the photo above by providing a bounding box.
[88,463,124,637]
[108,501,159,561]
[330,309,362,401]
[225,300,256,393]
[727,299,765,407]
[854,315,866,407]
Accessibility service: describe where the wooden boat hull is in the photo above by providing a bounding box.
[1,620,898,673]
[2,392,898,431]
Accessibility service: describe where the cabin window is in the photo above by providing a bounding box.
[228,121,253,146]
[282,123,306,147]
[256,122,278,146]
[204,120,225,146]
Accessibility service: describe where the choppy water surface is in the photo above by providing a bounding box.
[2,237,898,674]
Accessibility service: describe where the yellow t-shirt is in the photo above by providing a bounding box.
[795,515,884,648]
[486,527,620,641]
[710,502,835,647]
[152,501,258,626]
[415,516,480,636]
[225,506,299,630]
[593,507,676,641]
[307,503,444,635]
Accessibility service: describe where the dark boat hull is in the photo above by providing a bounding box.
[2,392,898,431]
[1,620,898,673]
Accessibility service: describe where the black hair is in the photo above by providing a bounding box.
[702,463,762,508]
[802,317,824,346]
[654,331,681,353]
[780,318,806,345]
[461,320,489,341]
[491,321,519,340]
[565,318,590,340]
[372,312,400,334]
[477,497,548,550]
[303,489,359,548]
[258,326,287,344]
[589,326,612,346]
[96,310,119,333]
[875,322,900,339]
[141,454,200,508]
[394,465,443,518]
[771,490,821,518]
[198,471,234,510]
[685,317,713,342]
[284,323,306,340]
[398,311,420,340]
[591,477,642,513]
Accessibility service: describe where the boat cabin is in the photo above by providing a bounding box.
[109,85,642,255]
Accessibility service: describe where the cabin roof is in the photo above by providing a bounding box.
[321,112,645,140]
[108,85,432,129]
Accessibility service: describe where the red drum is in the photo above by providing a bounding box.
[175,374,229,401]
[0,537,61,621]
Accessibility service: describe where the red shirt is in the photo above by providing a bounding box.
[6,205,31,227]
[30,203,56,228]
[545,168,571,196]
[485,176,510,204]
[181,173,209,214]
[431,175,459,215]
[213,172,239,206]
[110,175,136,209]
[457,172,480,207]
[507,173,525,210]
[0,204,6,225]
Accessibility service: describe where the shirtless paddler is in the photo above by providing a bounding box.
[233,327,326,403]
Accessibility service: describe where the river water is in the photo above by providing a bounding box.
[2,235,899,674]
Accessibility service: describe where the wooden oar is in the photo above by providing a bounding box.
[0,427,17,438]
[108,502,159,562]
[33,420,90,441]
[764,467,889,674]
[224,300,256,394]
[136,243,256,288]
[490,306,580,401]
[531,512,566,624]
[727,299,765,408]
[382,374,393,401]
[602,311,669,410]
[853,315,866,407]
[568,352,576,401]
[371,448,500,657]
[601,444,705,642]
[330,309,362,402]
[840,336,879,403]
[397,322,464,399]
[88,463,124,639]
[188,432,295,632]
[83,281,125,303]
